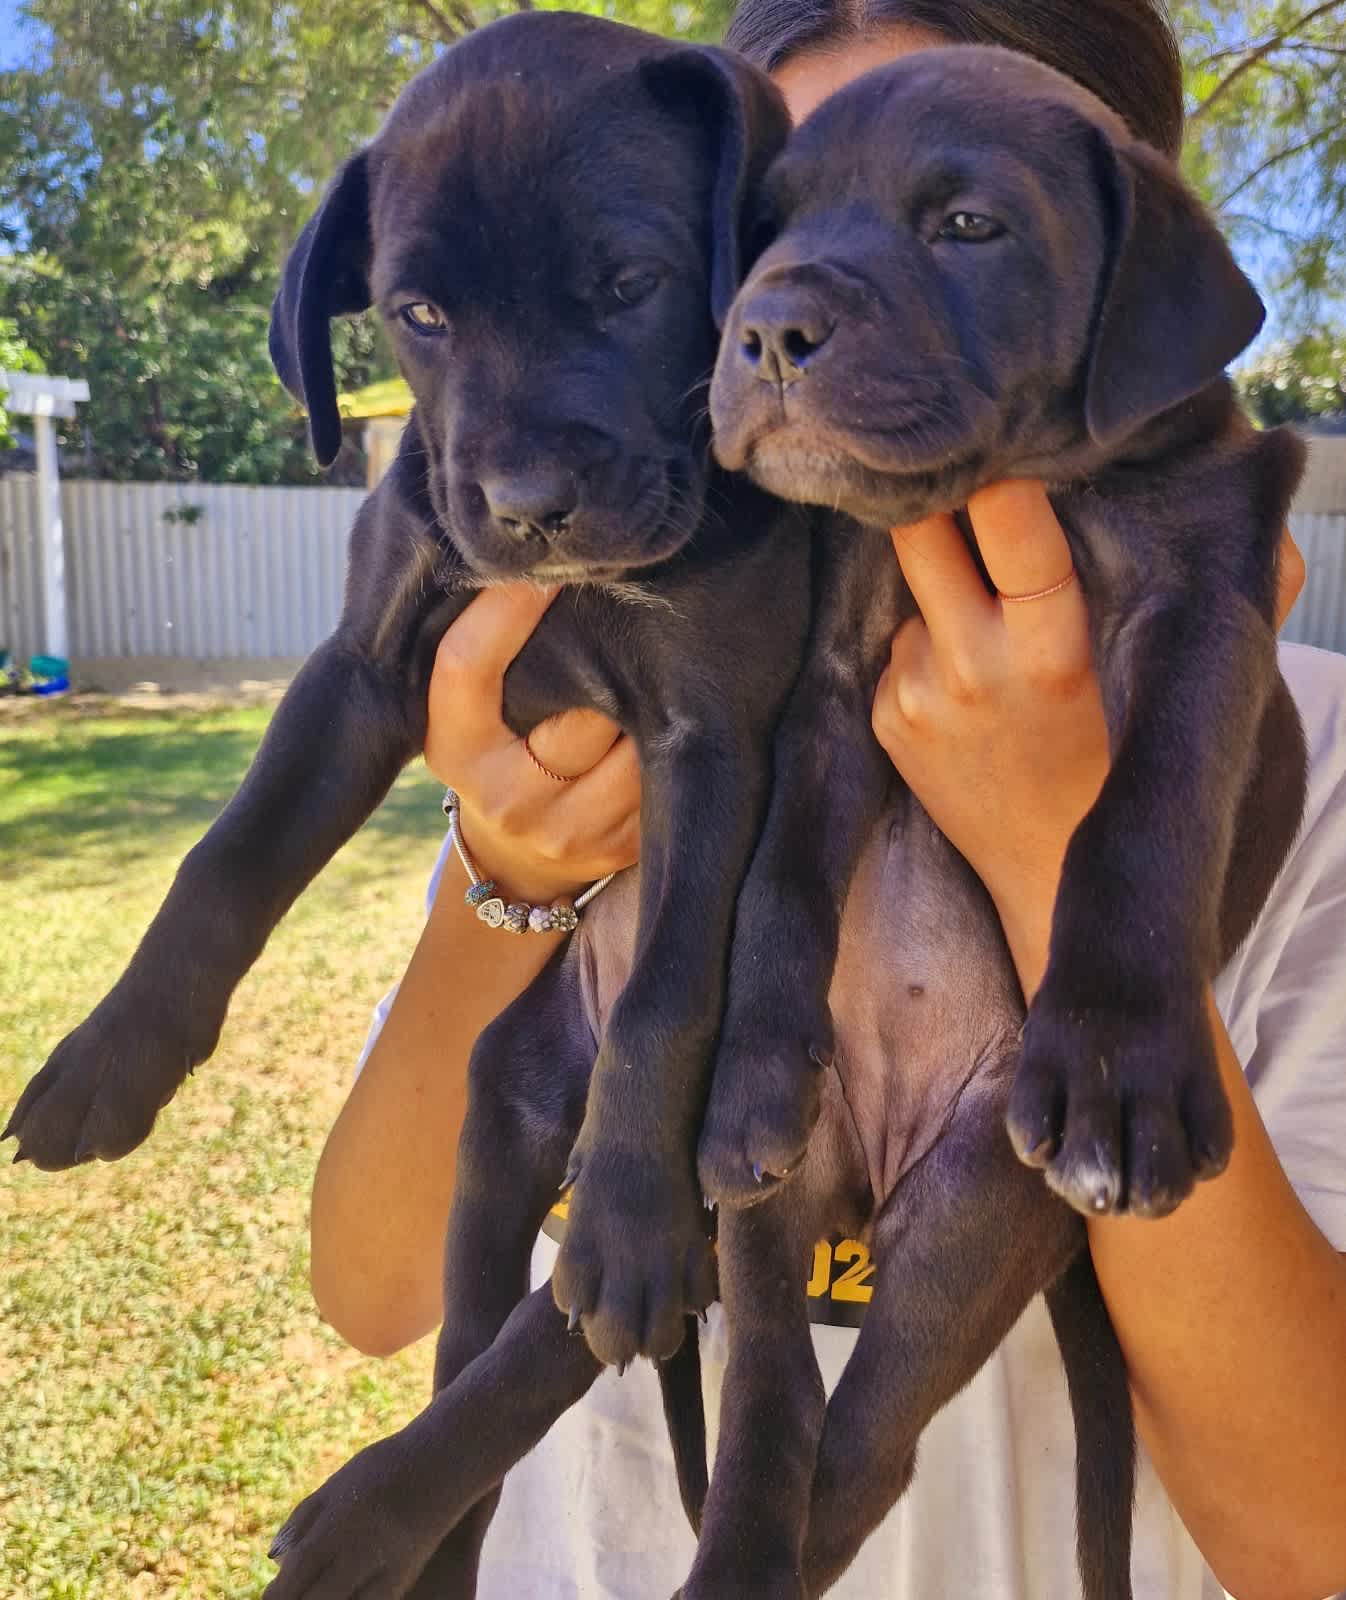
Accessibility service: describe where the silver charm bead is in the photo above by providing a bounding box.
[549,902,579,933]
[528,905,552,934]
[476,897,507,928]
[504,902,531,934]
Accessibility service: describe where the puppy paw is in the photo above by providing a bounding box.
[552,1141,715,1369]
[4,992,210,1170]
[1007,988,1232,1219]
[265,1437,441,1600]
[696,1022,830,1208]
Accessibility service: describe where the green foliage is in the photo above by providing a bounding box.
[0,315,46,451]
[1238,330,1346,423]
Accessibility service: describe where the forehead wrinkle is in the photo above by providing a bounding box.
[368,58,715,317]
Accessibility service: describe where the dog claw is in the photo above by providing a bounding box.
[567,1305,582,1335]
[752,1162,765,1184]
[12,1147,29,1165]
[617,1360,628,1378]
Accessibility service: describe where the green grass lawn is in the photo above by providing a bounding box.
[1,700,448,1598]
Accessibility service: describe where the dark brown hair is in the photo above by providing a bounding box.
[723,0,1184,156]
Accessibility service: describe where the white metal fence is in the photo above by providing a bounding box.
[0,476,364,662]
[2,463,1346,665]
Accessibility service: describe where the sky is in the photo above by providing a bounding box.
[1,0,43,70]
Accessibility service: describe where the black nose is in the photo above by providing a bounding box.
[480,470,578,542]
[738,296,833,385]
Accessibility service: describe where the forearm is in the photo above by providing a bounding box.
[998,889,1346,1599]
[1088,993,1346,1600]
[310,883,567,1357]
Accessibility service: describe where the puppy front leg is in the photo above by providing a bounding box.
[6,637,429,1170]
[551,733,772,1369]
[698,530,897,1206]
[1007,591,1303,1217]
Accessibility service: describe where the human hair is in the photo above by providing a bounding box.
[723,0,1185,157]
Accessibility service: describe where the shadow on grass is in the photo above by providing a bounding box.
[0,709,445,866]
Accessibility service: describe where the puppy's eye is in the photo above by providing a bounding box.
[937,212,1005,244]
[608,270,661,309]
[400,302,448,334]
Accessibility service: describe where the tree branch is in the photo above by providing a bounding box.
[1190,0,1346,123]
[404,0,464,41]
[1215,115,1346,208]
[1220,210,1306,243]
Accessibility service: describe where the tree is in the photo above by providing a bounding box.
[0,317,46,452]
[1177,1,1346,324]
[1237,330,1346,423]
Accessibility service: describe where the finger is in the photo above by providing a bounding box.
[525,708,623,781]
[554,734,641,829]
[872,616,935,749]
[430,584,560,748]
[536,738,642,870]
[1275,525,1305,631]
[889,512,997,659]
[966,480,1077,608]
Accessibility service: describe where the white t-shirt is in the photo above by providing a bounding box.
[357,642,1346,1600]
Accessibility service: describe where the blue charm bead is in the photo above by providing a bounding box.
[465,879,498,908]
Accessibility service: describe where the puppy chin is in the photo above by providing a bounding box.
[732,424,982,528]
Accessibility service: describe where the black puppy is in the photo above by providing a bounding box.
[702,45,1308,1225]
[4,14,802,1374]
[681,43,1307,1592]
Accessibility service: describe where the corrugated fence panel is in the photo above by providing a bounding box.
[3,473,1346,662]
[1285,512,1346,654]
[0,476,363,661]
[1295,438,1346,515]
[0,473,42,664]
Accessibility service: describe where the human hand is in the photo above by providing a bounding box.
[872,482,1305,996]
[872,482,1106,992]
[425,588,641,905]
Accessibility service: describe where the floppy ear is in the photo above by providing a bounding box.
[640,45,792,327]
[1084,135,1264,448]
[269,152,372,468]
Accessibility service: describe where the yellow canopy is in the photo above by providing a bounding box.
[337,377,414,419]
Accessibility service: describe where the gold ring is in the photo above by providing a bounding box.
[997,569,1077,605]
[523,732,575,784]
